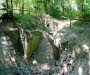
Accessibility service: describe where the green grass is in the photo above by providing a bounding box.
[72,21,90,27]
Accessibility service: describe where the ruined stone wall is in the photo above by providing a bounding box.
[20,28,42,59]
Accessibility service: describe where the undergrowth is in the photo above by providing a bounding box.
[14,14,38,30]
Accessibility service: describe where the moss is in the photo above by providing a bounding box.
[27,32,42,59]
[6,30,24,54]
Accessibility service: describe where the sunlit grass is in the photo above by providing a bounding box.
[72,21,90,27]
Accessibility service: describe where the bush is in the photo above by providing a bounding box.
[14,14,38,30]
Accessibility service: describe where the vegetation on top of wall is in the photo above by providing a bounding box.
[14,14,38,30]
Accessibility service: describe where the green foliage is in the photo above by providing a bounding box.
[1,0,90,19]
[68,10,78,18]
[14,14,38,30]
[49,5,62,19]
[73,21,90,27]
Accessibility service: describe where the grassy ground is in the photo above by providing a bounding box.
[73,21,90,27]
[67,21,90,59]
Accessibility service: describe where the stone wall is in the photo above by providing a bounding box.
[20,28,42,59]
[6,28,24,55]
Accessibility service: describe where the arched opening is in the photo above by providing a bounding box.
[47,24,49,27]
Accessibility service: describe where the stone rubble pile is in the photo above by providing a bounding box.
[51,50,76,75]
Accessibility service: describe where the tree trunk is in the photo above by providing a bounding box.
[81,1,84,19]
[22,0,24,15]
[61,0,65,15]
[6,0,8,8]
[6,0,9,13]
[11,0,13,16]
